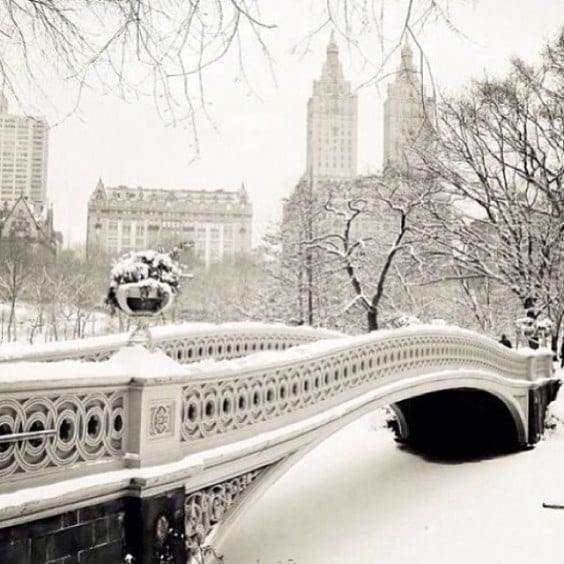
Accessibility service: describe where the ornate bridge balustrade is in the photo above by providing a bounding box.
[152,323,342,365]
[0,325,558,564]
[0,366,129,488]
[0,322,342,364]
[0,326,556,492]
[179,328,538,445]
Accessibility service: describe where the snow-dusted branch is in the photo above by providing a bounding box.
[418,34,564,338]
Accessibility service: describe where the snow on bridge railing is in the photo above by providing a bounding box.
[0,359,131,490]
[177,325,554,444]
[0,322,343,364]
[0,325,555,494]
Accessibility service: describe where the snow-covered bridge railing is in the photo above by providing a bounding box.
[0,360,129,489]
[0,322,343,364]
[0,325,558,564]
[0,326,556,492]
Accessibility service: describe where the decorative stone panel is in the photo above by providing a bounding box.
[149,401,175,438]
[185,466,271,552]
[0,389,126,483]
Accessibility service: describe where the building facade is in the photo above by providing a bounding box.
[306,32,358,185]
[0,195,61,255]
[383,41,435,171]
[0,96,49,213]
[86,180,253,266]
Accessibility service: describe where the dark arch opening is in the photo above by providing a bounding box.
[390,388,521,461]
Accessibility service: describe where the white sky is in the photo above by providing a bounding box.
[36,0,564,247]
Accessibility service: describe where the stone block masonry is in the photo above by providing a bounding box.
[0,499,126,564]
[0,488,187,564]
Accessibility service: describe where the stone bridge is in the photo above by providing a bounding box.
[0,323,559,564]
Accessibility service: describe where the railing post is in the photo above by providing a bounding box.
[525,350,553,382]
[126,376,184,468]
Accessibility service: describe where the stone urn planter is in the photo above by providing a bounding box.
[106,250,182,345]
[115,281,174,317]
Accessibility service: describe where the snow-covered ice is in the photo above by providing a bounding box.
[219,368,564,564]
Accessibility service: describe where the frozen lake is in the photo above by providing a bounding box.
[220,400,564,564]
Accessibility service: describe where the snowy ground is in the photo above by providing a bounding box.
[219,369,564,564]
[0,302,112,344]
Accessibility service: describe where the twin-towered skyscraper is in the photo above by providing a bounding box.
[281,35,436,326]
[305,32,434,182]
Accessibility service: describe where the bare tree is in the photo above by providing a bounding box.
[32,248,109,341]
[420,31,564,341]
[0,238,47,341]
[308,174,440,331]
[276,180,345,327]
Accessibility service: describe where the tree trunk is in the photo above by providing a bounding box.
[367,309,378,332]
[51,310,58,341]
[8,299,16,342]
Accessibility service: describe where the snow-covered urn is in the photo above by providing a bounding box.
[114,279,173,317]
[107,250,182,317]
[515,316,553,347]
[106,250,183,345]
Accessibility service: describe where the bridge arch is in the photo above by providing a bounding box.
[208,369,529,552]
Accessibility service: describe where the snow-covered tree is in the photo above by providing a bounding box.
[0,238,44,341]
[420,30,564,342]
[307,173,442,331]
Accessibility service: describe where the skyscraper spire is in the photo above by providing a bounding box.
[383,39,435,171]
[320,30,343,84]
[306,32,357,182]
[399,39,417,80]
[328,30,338,52]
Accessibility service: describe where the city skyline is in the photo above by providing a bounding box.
[25,0,564,247]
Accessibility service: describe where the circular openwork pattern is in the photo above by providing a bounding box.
[155,328,337,366]
[0,390,126,480]
[0,326,545,491]
[185,467,267,551]
[180,331,536,442]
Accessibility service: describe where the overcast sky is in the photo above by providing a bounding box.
[35,0,564,247]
